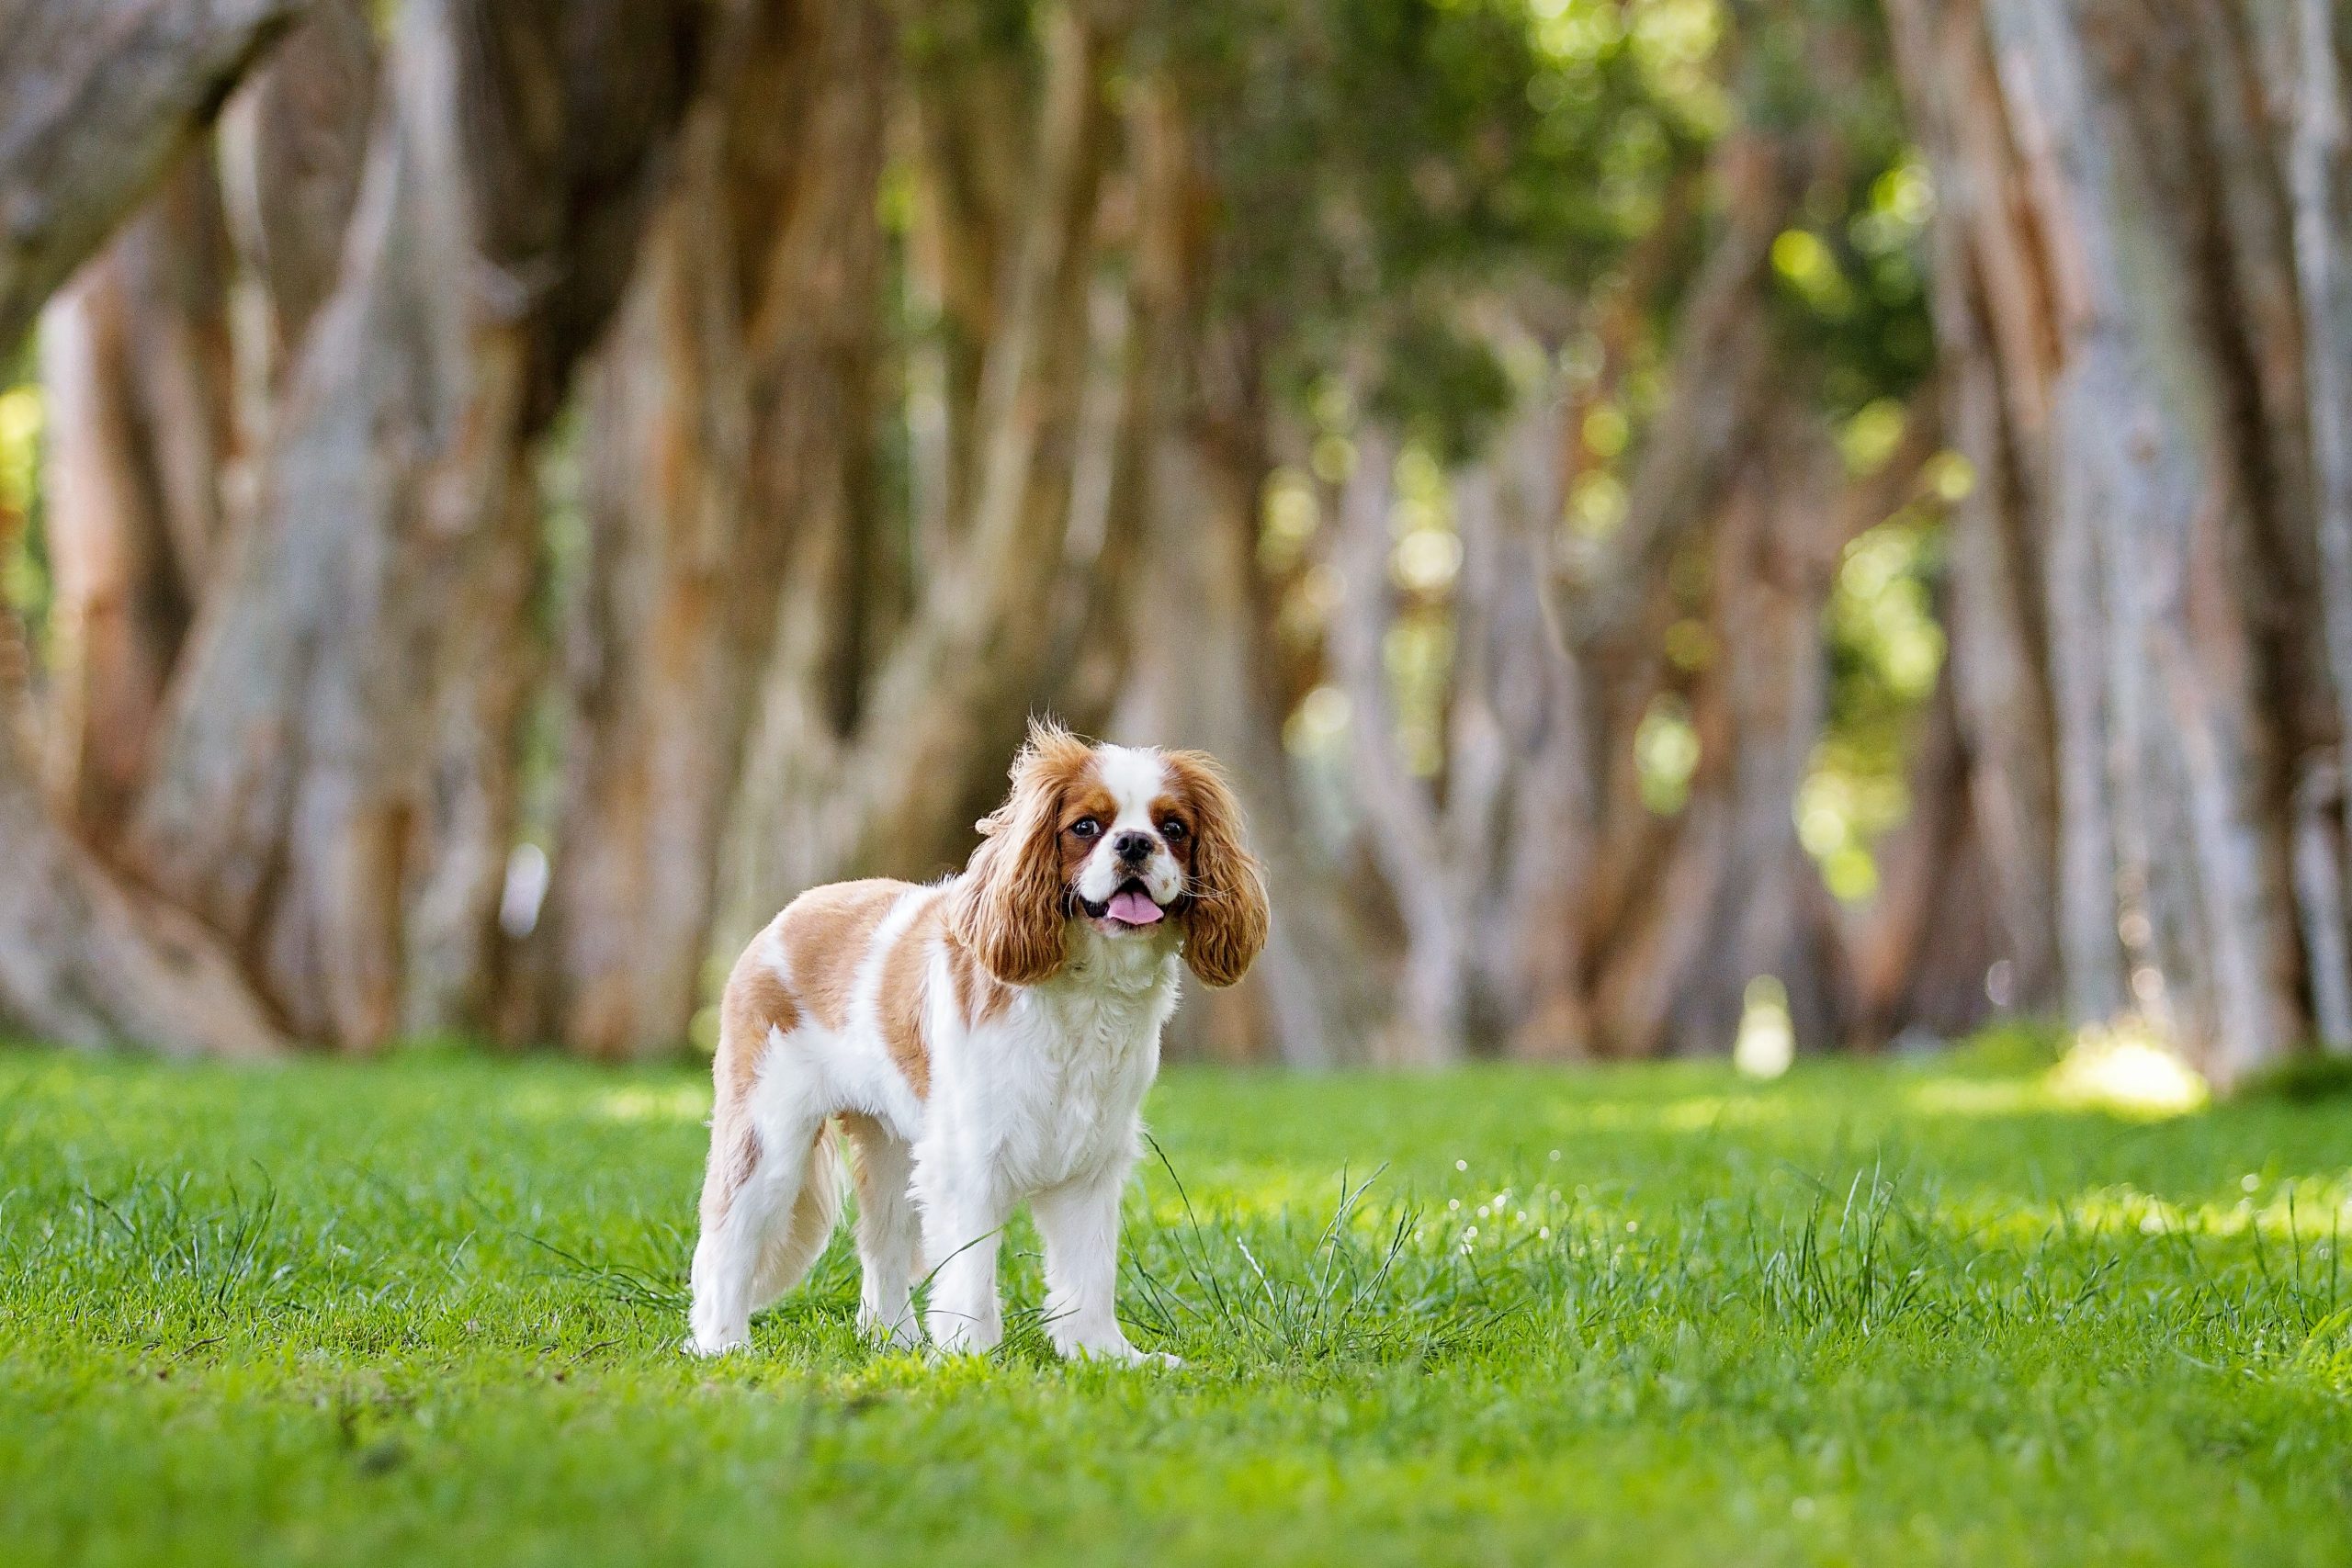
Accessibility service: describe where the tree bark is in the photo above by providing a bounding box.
[1323,429,1466,1064]
[214,0,378,360]
[537,0,892,1058]
[1847,673,2003,1043]
[36,152,232,837]
[35,0,379,857]
[0,0,319,1055]
[0,0,311,353]
[717,0,1136,941]
[0,643,284,1055]
[1584,405,1860,1059]
[2277,0,2352,1052]
[1888,0,2073,1016]
[1889,0,2335,1084]
[126,0,700,1047]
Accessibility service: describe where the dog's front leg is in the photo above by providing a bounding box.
[1034,1167,1175,1366]
[917,1167,1008,1356]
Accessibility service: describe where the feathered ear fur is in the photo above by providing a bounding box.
[1165,750,1270,987]
[947,719,1092,985]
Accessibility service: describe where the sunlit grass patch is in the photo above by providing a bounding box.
[3,1045,2351,1567]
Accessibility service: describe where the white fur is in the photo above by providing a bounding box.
[687,744,1187,1364]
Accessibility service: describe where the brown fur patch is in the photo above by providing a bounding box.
[876,895,942,1099]
[700,1117,763,1230]
[943,933,1012,1028]
[1159,750,1271,987]
[777,878,910,1030]
[1054,778,1121,883]
[717,942,800,1119]
[945,721,1105,985]
[1148,791,1197,874]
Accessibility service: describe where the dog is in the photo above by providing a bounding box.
[686,721,1269,1360]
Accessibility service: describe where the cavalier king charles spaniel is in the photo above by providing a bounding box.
[687,721,1269,1361]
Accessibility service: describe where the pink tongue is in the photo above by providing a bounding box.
[1106,889,1163,925]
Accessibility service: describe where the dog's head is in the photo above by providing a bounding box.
[946,720,1270,988]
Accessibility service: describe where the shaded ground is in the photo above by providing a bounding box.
[3,1040,2348,1565]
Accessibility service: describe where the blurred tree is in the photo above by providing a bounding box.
[713,0,1140,928]
[531,0,896,1059]
[36,0,379,841]
[1150,0,1957,1061]
[39,154,235,835]
[0,0,312,351]
[0,0,310,1054]
[16,0,2346,1080]
[1887,0,2352,1084]
[122,0,703,1048]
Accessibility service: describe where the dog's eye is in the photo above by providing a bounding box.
[1160,819,1187,841]
[1069,817,1102,840]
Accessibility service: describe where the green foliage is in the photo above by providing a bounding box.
[1747,1,1936,415]
[1153,0,1935,455]
[902,0,1036,70]
[1803,480,1947,901]
[5,1048,2351,1565]
[0,362,47,654]
[2239,1053,2352,1106]
[1736,2,1946,907]
[1155,0,1721,456]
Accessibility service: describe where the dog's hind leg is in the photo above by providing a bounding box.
[687,1088,835,1356]
[748,1122,847,1309]
[840,1113,922,1348]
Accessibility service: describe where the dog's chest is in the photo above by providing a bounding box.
[987,977,1172,1189]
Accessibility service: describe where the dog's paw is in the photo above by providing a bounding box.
[1057,1338,1182,1369]
[682,1330,748,1358]
[925,1314,1002,1359]
[857,1312,922,1353]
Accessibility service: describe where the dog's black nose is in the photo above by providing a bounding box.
[1114,829,1154,864]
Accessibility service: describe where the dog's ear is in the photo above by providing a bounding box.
[1164,750,1269,988]
[948,721,1091,985]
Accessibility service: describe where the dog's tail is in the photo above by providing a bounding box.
[748,1120,846,1309]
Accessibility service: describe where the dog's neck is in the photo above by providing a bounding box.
[1050,919,1183,998]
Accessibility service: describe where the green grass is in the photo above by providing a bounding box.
[4,1042,2350,1567]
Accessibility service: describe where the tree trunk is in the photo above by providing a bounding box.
[0,0,317,1056]
[1323,429,1474,1064]
[1847,673,2004,1042]
[717,0,1136,940]
[1124,419,1384,1068]
[1100,81,1384,1067]
[35,1,379,856]
[537,0,892,1058]
[2277,0,2352,1053]
[0,640,283,1055]
[1891,0,2338,1084]
[1314,115,1816,1065]
[1584,405,1859,1059]
[215,0,379,361]
[126,0,700,1047]
[37,152,232,836]
[1452,385,1600,1060]
[0,0,312,351]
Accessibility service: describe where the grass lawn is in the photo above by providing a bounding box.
[4,1040,2350,1566]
